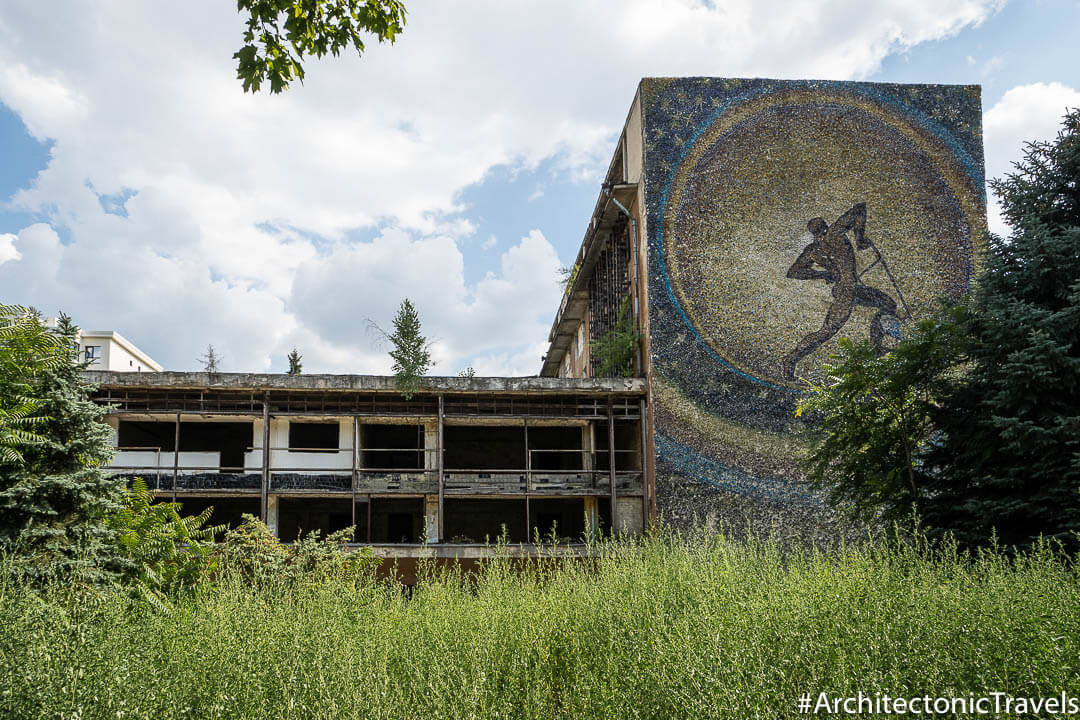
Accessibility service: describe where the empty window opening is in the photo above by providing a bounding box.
[444,426,524,471]
[597,499,613,536]
[174,496,260,532]
[278,497,353,542]
[370,498,424,543]
[352,499,370,543]
[528,426,583,471]
[529,498,586,541]
[288,422,339,452]
[117,421,254,471]
[444,499,527,543]
[593,420,641,472]
[118,421,175,452]
[361,424,423,470]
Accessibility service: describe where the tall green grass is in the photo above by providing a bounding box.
[2,530,1078,719]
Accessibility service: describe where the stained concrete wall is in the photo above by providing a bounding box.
[640,78,987,541]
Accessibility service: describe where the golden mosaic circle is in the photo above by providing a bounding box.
[660,87,985,387]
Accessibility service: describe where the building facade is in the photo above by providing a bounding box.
[90,372,649,552]
[542,78,987,540]
[89,77,987,548]
[77,330,162,372]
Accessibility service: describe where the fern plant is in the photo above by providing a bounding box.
[0,304,65,465]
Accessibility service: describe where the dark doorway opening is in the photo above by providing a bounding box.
[362,424,424,470]
[528,426,583,471]
[444,498,527,543]
[529,498,586,541]
[174,496,260,533]
[444,426,524,470]
[370,498,424,543]
[594,420,641,471]
[278,497,354,542]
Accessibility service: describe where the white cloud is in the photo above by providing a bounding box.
[0,233,20,264]
[984,81,1080,236]
[287,228,562,374]
[0,63,86,141]
[0,0,1006,373]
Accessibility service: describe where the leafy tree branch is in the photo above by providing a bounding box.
[234,0,407,93]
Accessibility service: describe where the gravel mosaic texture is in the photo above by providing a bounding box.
[641,78,987,537]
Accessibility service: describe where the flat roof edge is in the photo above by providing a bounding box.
[83,370,646,394]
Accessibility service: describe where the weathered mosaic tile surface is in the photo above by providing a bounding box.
[642,78,986,538]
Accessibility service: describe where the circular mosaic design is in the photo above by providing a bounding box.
[660,87,984,388]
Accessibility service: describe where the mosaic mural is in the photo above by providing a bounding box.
[642,78,986,539]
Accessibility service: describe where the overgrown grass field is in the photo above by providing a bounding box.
[2,531,1078,719]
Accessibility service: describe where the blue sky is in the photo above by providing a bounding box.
[1,0,1077,374]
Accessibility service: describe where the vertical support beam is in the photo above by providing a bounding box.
[523,416,531,541]
[424,496,440,544]
[437,395,445,543]
[266,494,280,537]
[352,416,359,541]
[366,493,373,544]
[580,424,593,475]
[583,496,599,537]
[172,411,180,503]
[260,392,270,522]
[639,398,650,531]
[607,398,617,533]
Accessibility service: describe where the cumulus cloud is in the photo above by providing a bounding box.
[984,81,1080,236]
[0,0,1005,373]
[288,228,561,374]
[0,233,20,264]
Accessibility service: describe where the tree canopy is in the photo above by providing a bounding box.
[234,0,407,93]
[923,108,1080,548]
[800,108,1080,549]
[287,347,303,375]
[387,298,430,400]
[796,310,967,527]
[0,311,124,583]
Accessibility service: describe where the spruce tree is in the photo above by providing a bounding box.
[287,348,303,375]
[926,109,1080,548]
[0,313,124,582]
[199,344,222,373]
[387,299,431,400]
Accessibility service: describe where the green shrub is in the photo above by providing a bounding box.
[110,478,225,603]
[215,514,378,586]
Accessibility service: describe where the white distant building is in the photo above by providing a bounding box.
[75,330,162,372]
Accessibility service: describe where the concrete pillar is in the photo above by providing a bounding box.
[614,496,644,536]
[104,415,120,445]
[267,494,280,537]
[423,422,438,470]
[424,494,439,544]
[584,496,599,537]
[581,425,594,471]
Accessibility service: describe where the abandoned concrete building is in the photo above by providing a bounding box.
[89,373,649,551]
[88,77,986,549]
